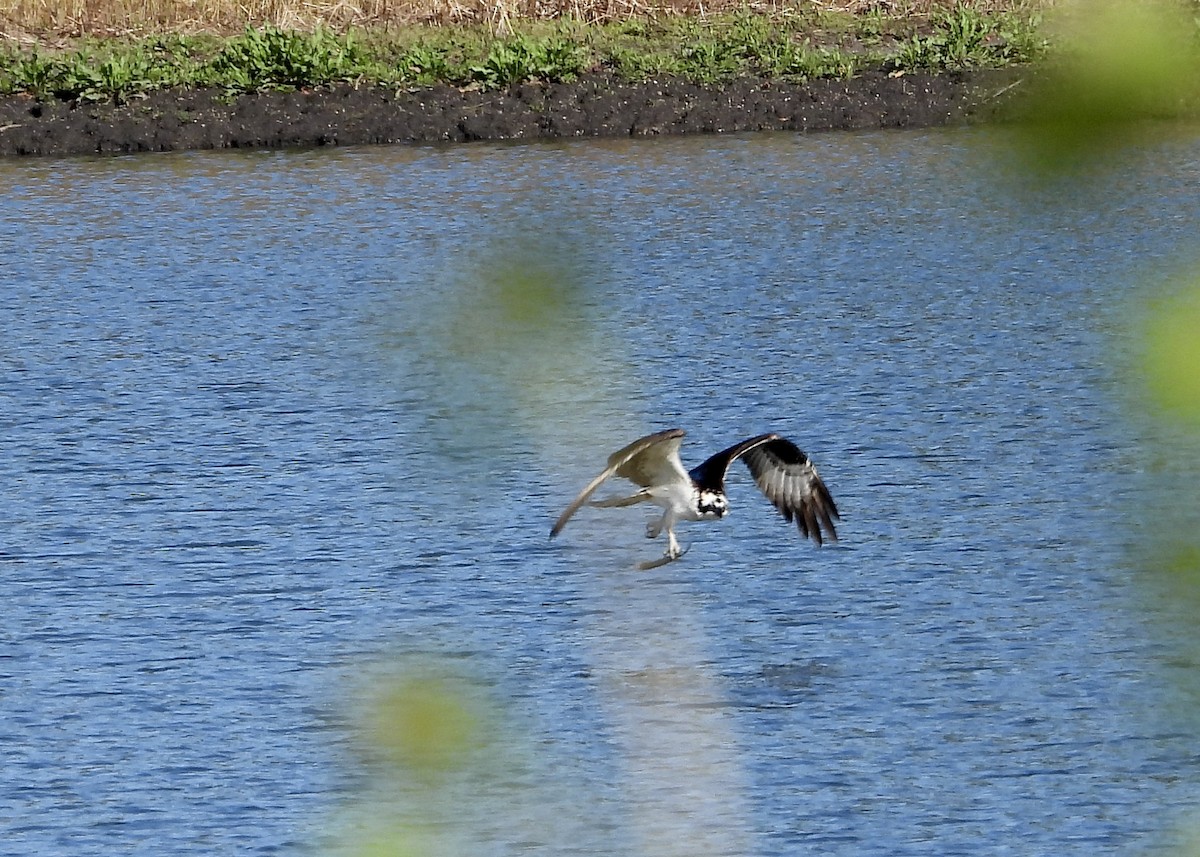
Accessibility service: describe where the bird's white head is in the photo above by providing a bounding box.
[696,489,728,519]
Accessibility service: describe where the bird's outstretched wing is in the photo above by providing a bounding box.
[550,428,689,538]
[691,433,839,545]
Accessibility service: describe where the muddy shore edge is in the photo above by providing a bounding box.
[0,68,1022,158]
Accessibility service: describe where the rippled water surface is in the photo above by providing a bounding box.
[3,131,1200,857]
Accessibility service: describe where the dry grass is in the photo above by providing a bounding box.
[0,0,1038,43]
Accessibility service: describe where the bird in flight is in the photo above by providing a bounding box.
[550,428,839,568]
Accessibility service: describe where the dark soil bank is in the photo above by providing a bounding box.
[0,69,1021,157]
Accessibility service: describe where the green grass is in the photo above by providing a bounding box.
[894,5,1047,71]
[202,26,368,91]
[0,5,1049,103]
[468,34,588,87]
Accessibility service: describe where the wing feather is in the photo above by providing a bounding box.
[550,429,688,538]
[739,437,840,546]
[688,433,778,492]
[612,429,689,488]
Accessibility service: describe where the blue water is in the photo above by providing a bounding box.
[2,129,1200,857]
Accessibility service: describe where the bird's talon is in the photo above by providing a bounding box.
[636,548,687,570]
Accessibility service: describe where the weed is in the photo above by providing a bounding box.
[0,46,168,102]
[202,26,366,92]
[95,52,169,102]
[469,35,586,88]
[602,44,650,78]
[2,52,60,96]
[398,43,453,84]
[859,7,887,43]
[894,3,1043,71]
[783,45,862,81]
[675,39,745,84]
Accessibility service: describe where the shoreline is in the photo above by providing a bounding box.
[0,68,1023,158]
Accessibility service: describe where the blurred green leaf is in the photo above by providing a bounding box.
[1010,0,1200,173]
[366,674,487,774]
[1140,276,1200,427]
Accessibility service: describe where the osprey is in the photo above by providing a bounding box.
[550,428,839,568]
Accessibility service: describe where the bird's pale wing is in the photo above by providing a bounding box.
[611,428,689,489]
[550,428,687,538]
[740,437,840,545]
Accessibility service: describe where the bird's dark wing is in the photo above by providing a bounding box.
[688,433,780,492]
[550,428,688,538]
[742,437,839,545]
[692,434,839,545]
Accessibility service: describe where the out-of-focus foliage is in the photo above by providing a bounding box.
[443,241,588,357]
[420,227,649,467]
[1131,269,1200,674]
[995,6,1200,853]
[333,660,509,857]
[1008,0,1200,173]
[365,674,487,775]
[1140,277,1200,428]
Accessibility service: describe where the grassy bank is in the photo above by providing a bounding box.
[0,3,1046,102]
[2,0,1043,38]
